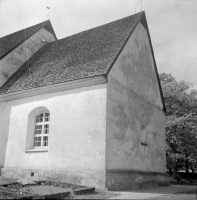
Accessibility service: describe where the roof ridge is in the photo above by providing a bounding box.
[57,12,144,43]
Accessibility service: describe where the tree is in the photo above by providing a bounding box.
[159,73,197,180]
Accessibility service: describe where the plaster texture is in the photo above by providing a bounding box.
[0,102,11,168]
[2,168,105,189]
[1,84,107,188]
[0,28,55,87]
[106,23,167,189]
[106,171,169,191]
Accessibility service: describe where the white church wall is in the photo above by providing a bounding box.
[106,23,167,190]
[1,83,107,188]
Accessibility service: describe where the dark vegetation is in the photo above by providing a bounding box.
[159,73,197,182]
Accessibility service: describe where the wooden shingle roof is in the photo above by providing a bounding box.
[0,12,144,94]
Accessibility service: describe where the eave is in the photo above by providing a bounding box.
[0,75,107,102]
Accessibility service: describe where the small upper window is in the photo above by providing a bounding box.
[34,112,50,148]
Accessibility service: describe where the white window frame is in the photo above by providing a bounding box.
[33,111,50,148]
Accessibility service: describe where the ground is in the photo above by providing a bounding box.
[0,177,196,199]
[70,184,197,200]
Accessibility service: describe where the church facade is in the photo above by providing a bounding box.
[0,12,169,190]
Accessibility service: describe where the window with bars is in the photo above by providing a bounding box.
[34,112,50,148]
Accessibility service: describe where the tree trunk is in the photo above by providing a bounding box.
[169,167,173,176]
[185,153,189,180]
[172,162,180,181]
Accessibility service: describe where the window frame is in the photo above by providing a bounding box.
[33,111,50,149]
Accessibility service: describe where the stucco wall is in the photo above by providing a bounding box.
[0,102,11,169]
[2,84,107,187]
[0,28,56,87]
[106,22,166,174]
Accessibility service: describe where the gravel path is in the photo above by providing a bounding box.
[73,184,197,200]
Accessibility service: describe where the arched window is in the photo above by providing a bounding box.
[34,112,50,148]
[26,107,50,151]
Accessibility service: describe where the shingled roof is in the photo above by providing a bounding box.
[0,12,144,94]
[0,20,56,59]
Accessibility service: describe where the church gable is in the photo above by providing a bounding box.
[106,14,165,111]
[0,20,56,59]
[105,16,166,190]
[0,21,57,87]
[111,22,163,109]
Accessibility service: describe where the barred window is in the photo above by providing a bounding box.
[34,112,50,148]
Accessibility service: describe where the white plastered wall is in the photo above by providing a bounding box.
[106,22,166,173]
[2,84,107,172]
[0,102,11,168]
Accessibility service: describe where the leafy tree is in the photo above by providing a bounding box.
[159,73,197,180]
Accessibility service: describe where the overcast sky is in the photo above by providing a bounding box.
[0,0,197,88]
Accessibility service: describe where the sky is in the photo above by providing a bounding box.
[0,0,197,88]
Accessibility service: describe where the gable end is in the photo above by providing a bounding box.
[105,12,144,76]
[0,20,57,60]
[106,12,166,112]
[140,14,166,112]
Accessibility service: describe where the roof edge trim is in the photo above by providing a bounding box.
[0,75,107,102]
[140,14,166,113]
[0,20,54,60]
[46,20,58,41]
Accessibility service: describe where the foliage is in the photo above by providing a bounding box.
[159,73,197,180]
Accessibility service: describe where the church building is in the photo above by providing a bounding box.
[0,12,169,190]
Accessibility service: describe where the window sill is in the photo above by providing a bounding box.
[25,148,48,153]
